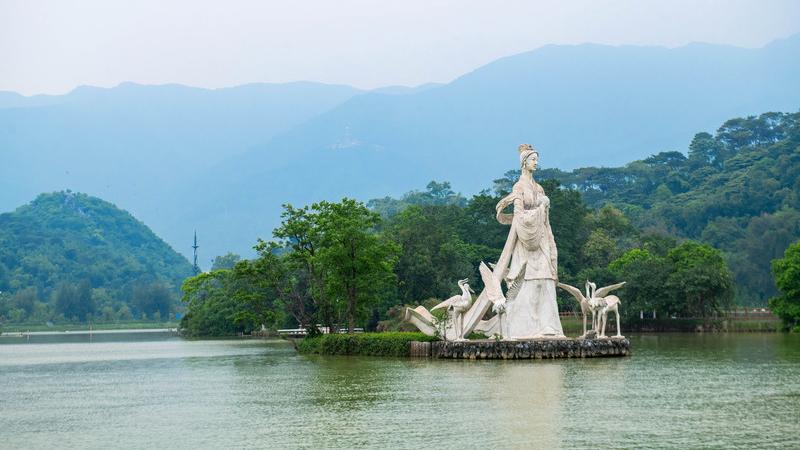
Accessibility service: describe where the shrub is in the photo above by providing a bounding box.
[297,332,438,357]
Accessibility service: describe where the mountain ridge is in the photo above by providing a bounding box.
[3,36,799,262]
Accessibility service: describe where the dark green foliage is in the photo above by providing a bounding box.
[610,241,734,322]
[770,240,800,331]
[665,242,734,319]
[297,332,438,357]
[54,280,95,321]
[130,282,173,319]
[387,204,480,302]
[182,198,398,336]
[313,199,399,333]
[271,198,399,333]
[0,191,191,323]
[609,248,670,321]
[367,181,467,218]
[180,255,292,337]
[538,112,800,305]
[210,253,241,271]
[180,270,243,337]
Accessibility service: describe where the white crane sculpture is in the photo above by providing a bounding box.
[431,278,474,341]
[588,281,625,338]
[558,280,625,338]
[557,281,593,337]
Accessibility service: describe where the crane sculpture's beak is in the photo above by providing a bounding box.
[469,287,475,294]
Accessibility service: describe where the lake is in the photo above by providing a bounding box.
[1,332,798,449]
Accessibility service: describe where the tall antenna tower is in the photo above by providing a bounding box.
[192,230,199,275]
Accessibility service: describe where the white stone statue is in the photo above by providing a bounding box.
[590,281,625,338]
[556,281,597,337]
[558,280,625,338]
[491,144,564,339]
[431,279,473,341]
[404,144,566,340]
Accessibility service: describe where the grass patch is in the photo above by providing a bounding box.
[727,320,781,332]
[297,332,438,357]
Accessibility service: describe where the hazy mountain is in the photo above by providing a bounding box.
[0,81,363,218]
[181,35,800,260]
[369,83,444,95]
[3,36,799,263]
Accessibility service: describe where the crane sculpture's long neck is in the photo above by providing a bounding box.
[460,284,470,298]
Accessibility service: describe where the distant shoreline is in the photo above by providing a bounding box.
[0,322,179,334]
[1,328,178,337]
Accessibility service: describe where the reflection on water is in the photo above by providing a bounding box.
[1,333,799,449]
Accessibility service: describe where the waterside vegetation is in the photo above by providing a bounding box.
[2,112,798,334]
[180,112,799,335]
[296,332,437,357]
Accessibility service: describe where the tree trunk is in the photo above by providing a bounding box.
[347,282,356,333]
[347,242,357,333]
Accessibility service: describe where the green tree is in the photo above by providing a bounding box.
[769,240,800,331]
[211,253,241,271]
[315,199,399,333]
[10,287,39,319]
[387,204,474,303]
[53,280,95,322]
[181,270,241,336]
[665,241,734,321]
[272,199,398,333]
[273,203,332,331]
[253,240,313,327]
[609,248,672,322]
[131,282,174,319]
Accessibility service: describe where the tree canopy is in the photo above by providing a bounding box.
[770,240,800,331]
[537,112,800,305]
[181,198,398,335]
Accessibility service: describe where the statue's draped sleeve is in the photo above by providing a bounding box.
[495,191,516,225]
[544,202,558,278]
[494,189,519,282]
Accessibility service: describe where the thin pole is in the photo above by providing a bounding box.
[192,231,199,275]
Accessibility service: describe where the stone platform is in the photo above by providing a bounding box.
[410,337,630,359]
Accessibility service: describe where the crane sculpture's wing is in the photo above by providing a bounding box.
[431,296,454,311]
[594,281,626,298]
[479,262,503,303]
[505,262,527,302]
[557,282,585,303]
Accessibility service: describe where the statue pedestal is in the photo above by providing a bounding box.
[421,337,630,359]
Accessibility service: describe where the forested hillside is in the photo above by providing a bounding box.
[0,191,193,323]
[536,112,800,304]
[180,111,798,336]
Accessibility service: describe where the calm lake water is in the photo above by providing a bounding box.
[1,332,798,449]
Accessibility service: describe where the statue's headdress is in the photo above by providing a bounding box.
[518,143,538,165]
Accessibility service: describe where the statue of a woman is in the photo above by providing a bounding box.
[494,144,564,339]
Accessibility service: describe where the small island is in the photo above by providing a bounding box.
[399,144,631,359]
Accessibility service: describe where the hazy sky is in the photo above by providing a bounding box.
[2,0,799,95]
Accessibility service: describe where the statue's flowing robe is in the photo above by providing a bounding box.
[495,176,564,338]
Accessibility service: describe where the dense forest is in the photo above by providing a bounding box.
[536,111,800,305]
[0,191,193,324]
[181,112,800,336]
